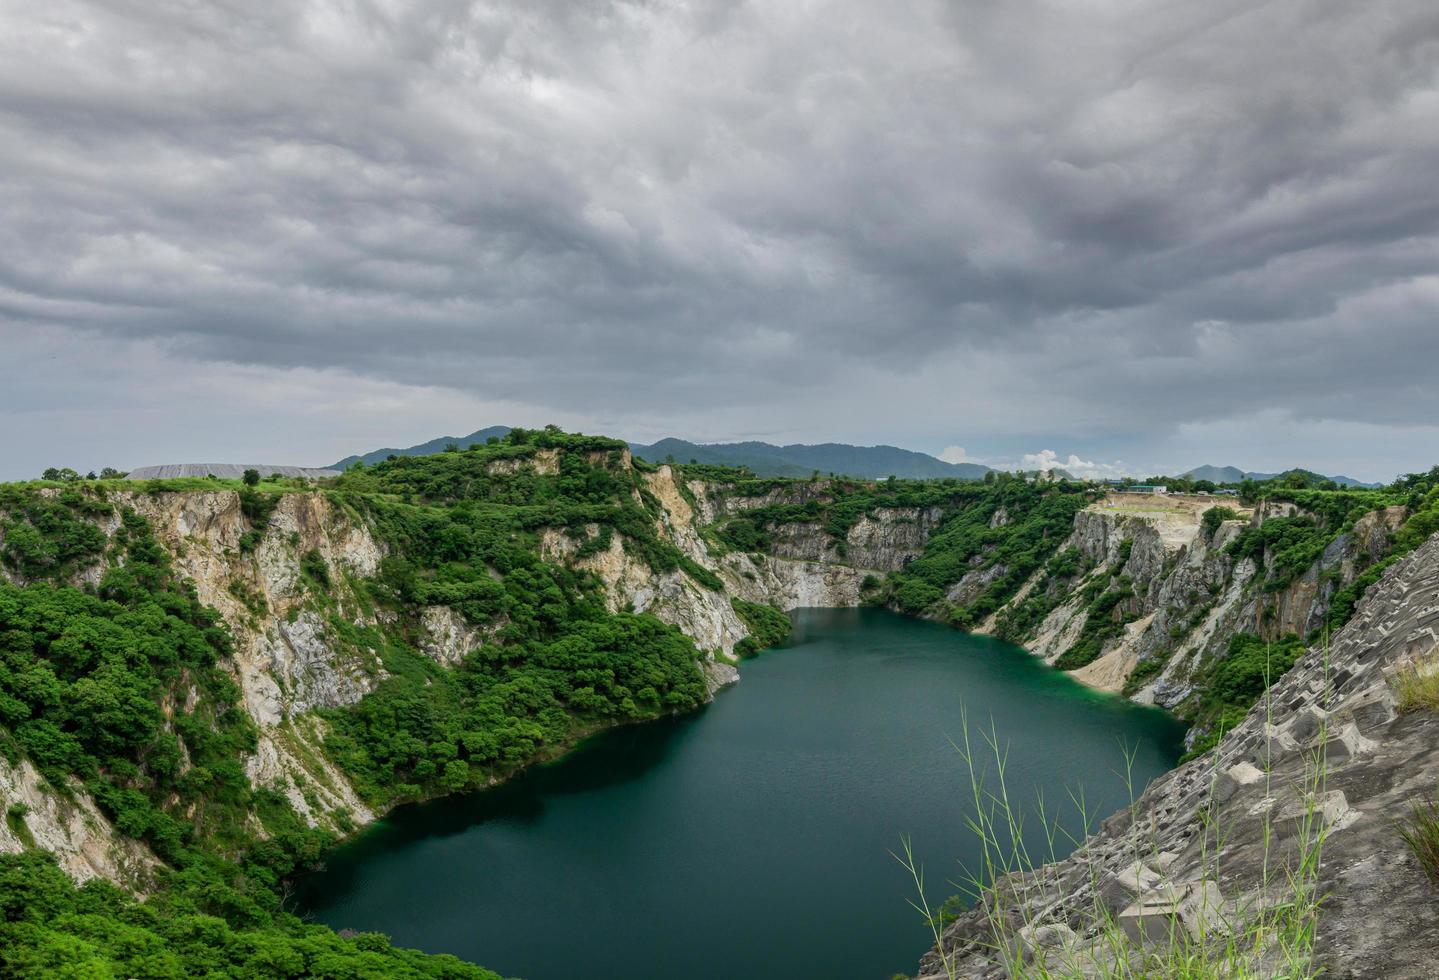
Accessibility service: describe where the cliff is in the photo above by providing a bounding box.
[975,492,1411,749]
[917,527,1439,979]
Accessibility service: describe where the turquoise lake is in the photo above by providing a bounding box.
[298,607,1186,979]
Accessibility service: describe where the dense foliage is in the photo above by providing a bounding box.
[0,488,495,977]
[0,851,499,979]
[1223,486,1393,593]
[885,478,1093,627]
[322,611,707,804]
[0,485,109,580]
[1183,632,1308,757]
[0,495,259,863]
[731,599,793,658]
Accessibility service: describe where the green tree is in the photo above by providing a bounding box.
[242,468,261,487]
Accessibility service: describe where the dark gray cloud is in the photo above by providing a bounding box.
[3,0,1439,481]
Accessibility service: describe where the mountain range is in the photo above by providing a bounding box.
[626,437,993,479]
[1181,464,1380,489]
[328,431,1381,487]
[330,428,993,480]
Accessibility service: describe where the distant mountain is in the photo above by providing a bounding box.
[329,426,512,469]
[330,428,992,480]
[627,438,992,480]
[1182,464,1380,489]
[1182,465,1249,484]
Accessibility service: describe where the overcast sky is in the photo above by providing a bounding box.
[3,1,1438,482]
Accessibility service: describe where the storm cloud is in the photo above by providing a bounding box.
[3,0,1438,480]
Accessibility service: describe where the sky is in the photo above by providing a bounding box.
[3,1,1439,483]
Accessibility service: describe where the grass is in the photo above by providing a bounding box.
[1389,660,1439,713]
[902,642,1336,979]
[1393,656,1439,882]
[1398,794,1439,886]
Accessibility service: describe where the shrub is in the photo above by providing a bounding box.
[1205,633,1306,712]
[1201,506,1240,538]
[731,598,792,657]
[300,549,331,588]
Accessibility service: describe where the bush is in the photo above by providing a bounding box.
[0,851,502,979]
[300,549,331,588]
[1201,506,1240,538]
[1205,633,1306,709]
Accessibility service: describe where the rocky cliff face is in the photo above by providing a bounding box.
[989,498,1254,695]
[116,491,389,829]
[1,489,395,882]
[538,523,745,692]
[0,752,160,888]
[753,507,942,570]
[681,473,938,606]
[982,494,1406,732]
[918,529,1439,979]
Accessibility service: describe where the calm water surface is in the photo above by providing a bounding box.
[298,608,1185,980]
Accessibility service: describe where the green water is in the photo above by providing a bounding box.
[298,608,1185,980]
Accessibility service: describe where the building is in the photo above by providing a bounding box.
[1121,485,1168,495]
